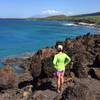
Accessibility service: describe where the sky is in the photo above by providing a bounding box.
[0,0,100,18]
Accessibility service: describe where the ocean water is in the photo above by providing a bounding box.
[0,20,97,59]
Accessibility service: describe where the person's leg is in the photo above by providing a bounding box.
[57,73,61,93]
[60,71,64,91]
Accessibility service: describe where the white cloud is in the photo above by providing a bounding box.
[41,9,70,16]
[34,9,73,17]
[42,10,63,15]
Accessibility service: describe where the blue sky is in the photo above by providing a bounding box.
[0,0,100,18]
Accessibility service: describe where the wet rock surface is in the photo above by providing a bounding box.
[0,33,100,100]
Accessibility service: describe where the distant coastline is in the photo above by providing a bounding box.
[0,12,100,25]
[0,17,100,28]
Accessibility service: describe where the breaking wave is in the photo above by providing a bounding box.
[62,23,79,26]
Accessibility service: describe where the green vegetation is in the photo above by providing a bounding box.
[1,12,100,25]
[66,15,100,25]
[30,15,100,25]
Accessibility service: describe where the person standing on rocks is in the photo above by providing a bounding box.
[53,45,71,93]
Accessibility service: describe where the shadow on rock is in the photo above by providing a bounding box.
[37,81,56,92]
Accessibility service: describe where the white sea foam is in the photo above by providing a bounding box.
[78,22,95,26]
[62,23,79,26]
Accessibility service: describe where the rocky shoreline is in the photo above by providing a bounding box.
[73,22,100,30]
[0,33,100,100]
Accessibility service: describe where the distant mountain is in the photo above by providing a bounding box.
[46,12,100,18]
[72,12,100,17]
[46,15,67,18]
[30,12,100,25]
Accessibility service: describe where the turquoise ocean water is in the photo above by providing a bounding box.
[0,20,97,59]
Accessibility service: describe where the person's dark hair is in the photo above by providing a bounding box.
[57,48,63,52]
